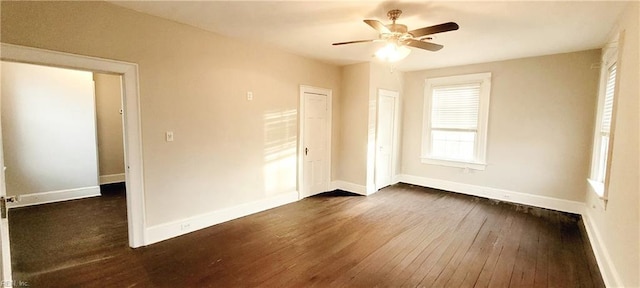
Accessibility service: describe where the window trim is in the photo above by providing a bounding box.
[588,37,621,206]
[421,72,492,170]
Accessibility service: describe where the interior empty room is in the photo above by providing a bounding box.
[0,1,638,287]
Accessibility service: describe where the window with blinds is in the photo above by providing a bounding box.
[422,73,491,169]
[430,84,480,161]
[589,40,618,202]
[595,64,616,182]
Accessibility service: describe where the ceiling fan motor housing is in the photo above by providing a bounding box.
[383,10,412,44]
[386,23,408,34]
[382,24,412,45]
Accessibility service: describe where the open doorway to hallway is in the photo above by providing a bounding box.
[1,61,129,281]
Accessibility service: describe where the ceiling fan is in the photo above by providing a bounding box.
[333,9,459,61]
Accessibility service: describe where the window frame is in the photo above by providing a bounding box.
[588,40,620,205]
[421,72,492,170]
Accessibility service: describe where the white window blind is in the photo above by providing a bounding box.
[601,65,616,134]
[431,83,480,130]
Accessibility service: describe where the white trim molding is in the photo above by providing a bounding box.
[145,191,299,245]
[7,186,100,209]
[99,173,126,185]
[329,180,367,196]
[581,211,623,287]
[420,158,487,171]
[397,174,584,214]
[366,183,378,195]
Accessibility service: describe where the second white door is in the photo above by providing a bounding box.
[375,89,398,190]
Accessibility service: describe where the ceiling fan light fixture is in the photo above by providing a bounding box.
[332,9,459,59]
[375,43,411,62]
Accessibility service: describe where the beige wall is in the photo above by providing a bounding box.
[1,61,98,195]
[338,63,370,186]
[1,1,341,226]
[401,50,600,202]
[584,2,639,287]
[94,73,125,179]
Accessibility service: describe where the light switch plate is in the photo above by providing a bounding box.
[166,131,174,142]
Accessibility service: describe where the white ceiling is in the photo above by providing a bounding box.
[110,1,628,71]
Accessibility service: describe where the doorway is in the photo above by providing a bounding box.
[0,43,146,281]
[1,60,127,283]
[375,89,399,190]
[2,63,125,206]
[298,85,332,198]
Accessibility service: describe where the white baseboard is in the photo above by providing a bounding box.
[397,174,585,214]
[366,181,377,195]
[8,186,101,208]
[145,191,299,245]
[100,173,125,185]
[581,211,622,287]
[329,180,367,196]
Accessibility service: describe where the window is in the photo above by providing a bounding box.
[589,44,618,200]
[596,64,616,182]
[421,73,491,170]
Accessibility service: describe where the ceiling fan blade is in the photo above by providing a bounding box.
[332,39,376,46]
[363,20,391,34]
[405,40,444,51]
[409,22,459,37]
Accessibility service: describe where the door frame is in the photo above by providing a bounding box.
[1,43,147,248]
[298,85,332,199]
[375,89,400,190]
[0,113,10,284]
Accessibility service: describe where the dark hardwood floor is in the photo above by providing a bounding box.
[9,183,603,287]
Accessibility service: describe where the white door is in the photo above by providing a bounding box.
[375,90,398,190]
[0,97,13,283]
[300,86,331,198]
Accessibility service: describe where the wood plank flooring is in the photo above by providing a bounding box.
[9,183,604,287]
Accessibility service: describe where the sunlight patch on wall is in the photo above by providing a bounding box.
[263,109,297,195]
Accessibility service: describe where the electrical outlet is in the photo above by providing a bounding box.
[180,223,191,231]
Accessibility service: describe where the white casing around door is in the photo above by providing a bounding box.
[375,89,399,190]
[300,86,332,198]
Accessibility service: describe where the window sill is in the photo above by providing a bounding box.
[587,179,604,197]
[421,157,486,170]
[587,178,608,210]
